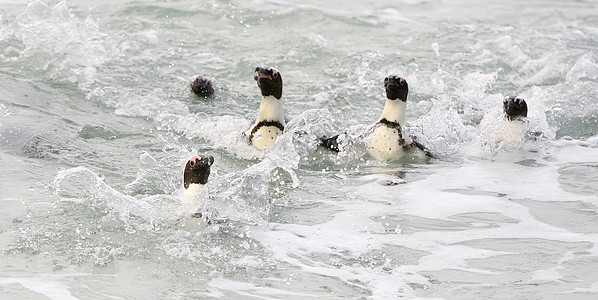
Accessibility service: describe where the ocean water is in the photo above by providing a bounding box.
[1,0,598,299]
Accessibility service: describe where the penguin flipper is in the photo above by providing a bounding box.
[410,136,435,158]
[243,123,254,145]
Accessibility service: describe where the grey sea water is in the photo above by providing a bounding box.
[1,0,598,299]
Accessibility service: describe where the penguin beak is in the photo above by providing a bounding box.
[255,67,274,81]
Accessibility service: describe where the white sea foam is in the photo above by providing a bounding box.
[562,282,598,295]
[248,140,598,297]
[0,276,79,300]
[205,278,318,298]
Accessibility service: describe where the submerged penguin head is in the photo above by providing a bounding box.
[190,75,214,97]
[183,155,214,189]
[254,67,283,99]
[384,75,408,101]
[503,96,528,120]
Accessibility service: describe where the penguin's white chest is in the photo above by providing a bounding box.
[481,117,528,151]
[251,125,283,150]
[181,184,204,204]
[366,126,406,160]
[497,120,527,148]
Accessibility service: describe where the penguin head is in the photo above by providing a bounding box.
[254,67,283,99]
[503,96,528,120]
[190,75,214,97]
[384,75,408,101]
[183,155,214,189]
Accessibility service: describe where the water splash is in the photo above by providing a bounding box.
[479,112,527,154]
[0,1,117,90]
[409,97,473,157]
[51,166,183,230]
[158,113,261,160]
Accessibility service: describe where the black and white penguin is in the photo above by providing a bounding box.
[182,154,214,203]
[365,75,412,160]
[243,67,286,150]
[322,75,432,160]
[480,96,532,151]
[498,96,529,144]
[189,75,214,97]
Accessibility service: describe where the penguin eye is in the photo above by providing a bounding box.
[503,97,508,104]
[189,160,195,167]
[270,68,279,78]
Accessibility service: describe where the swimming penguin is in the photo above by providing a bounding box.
[480,96,532,151]
[321,75,432,160]
[243,67,286,150]
[499,96,529,145]
[189,75,214,97]
[182,154,214,204]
